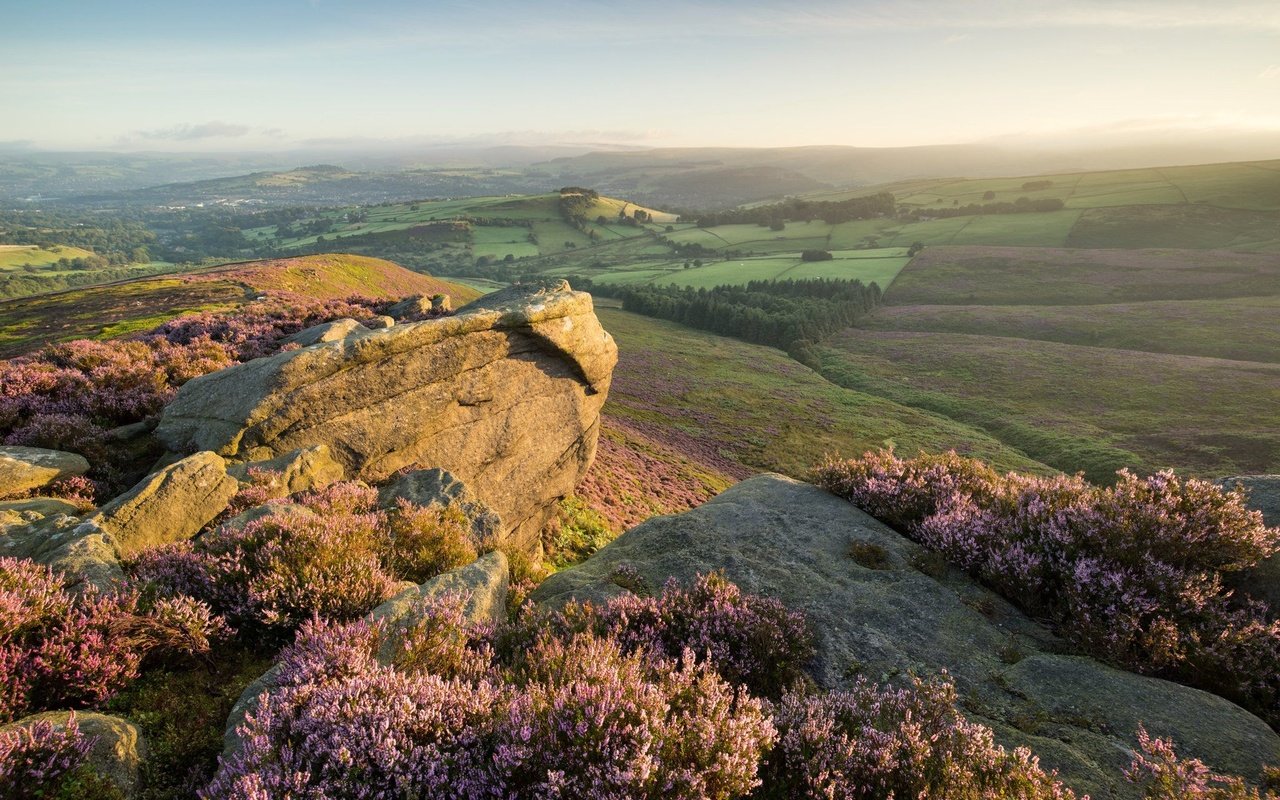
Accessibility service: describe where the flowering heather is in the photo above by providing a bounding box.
[593,572,815,699]
[206,593,776,800]
[129,481,478,631]
[0,557,230,723]
[1126,726,1280,800]
[760,675,1079,800]
[0,293,409,499]
[816,449,1280,724]
[0,711,94,800]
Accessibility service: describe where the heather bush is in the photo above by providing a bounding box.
[0,711,95,800]
[207,593,776,800]
[129,481,480,632]
[0,557,231,723]
[1126,725,1279,800]
[758,674,1078,800]
[816,449,1280,724]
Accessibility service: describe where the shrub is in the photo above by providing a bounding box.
[816,449,1280,725]
[130,481,480,632]
[206,595,776,800]
[760,675,1078,799]
[0,557,231,723]
[1126,725,1279,800]
[0,712,95,800]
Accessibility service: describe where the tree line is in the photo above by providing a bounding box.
[901,196,1065,220]
[684,192,896,227]
[573,276,881,366]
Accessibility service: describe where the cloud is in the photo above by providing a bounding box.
[132,121,253,141]
[1261,65,1280,80]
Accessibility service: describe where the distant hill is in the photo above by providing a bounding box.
[0,253,478,357]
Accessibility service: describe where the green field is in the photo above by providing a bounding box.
[588,249,909,290]
[0,244,97,268]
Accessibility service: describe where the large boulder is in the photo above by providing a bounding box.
[155,282,617,552]
[88,451,239,557]
[224,551,508,757]
[2,512,124,595]
[1217,475,1280,609]
[532,474,1280,799]
[2,711,147,798]
[0,446,89,499]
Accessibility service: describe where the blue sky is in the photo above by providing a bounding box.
[2,0,1278,151]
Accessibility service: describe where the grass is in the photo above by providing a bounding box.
[886,245,1280,306]
[865,295,1280,364]
[597,307,1050,481]
[590,249,909,290]
[820,328,1280,481]
[0,244,97,269]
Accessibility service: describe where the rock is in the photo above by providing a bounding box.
[532,474,1280,799]
[224,552,508,757]
[2,711,147,798]
[88,451,239,557]
[364,315,395,329]
[0,446,90,500]
[284,318,365,347]
[0,512,123,595]
[212,500,317,537]
[0,497,82,529]
[377,468,502,546]
[1217,475,1280,608]
[386,295,433,319]
[227,444,346,500]
[156,281,617,552]
[367,550,509,663]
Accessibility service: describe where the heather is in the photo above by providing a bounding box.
[205,582,1084,800]
[0,557,230,723]
[0,292,423,498]
[815,449,1280,725]
[1126,726,1280,800]
[129,481,477,632]
[0,711,95,799]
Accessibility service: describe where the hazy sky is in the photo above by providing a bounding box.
[3,0,1279,151]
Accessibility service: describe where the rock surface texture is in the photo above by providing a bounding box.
[0,446,90,499]
[532,474,1280,800]
[155,282,616,552]
[223,551,509,756]
[2,711,147,798]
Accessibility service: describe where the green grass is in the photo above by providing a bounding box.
[598,307,1050,480]
[865,295,1280,364]
[0,244,97,269]
[589,249,909,289]
[818,329,1280,480]
[886,246,1280,305]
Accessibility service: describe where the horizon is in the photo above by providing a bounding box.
[4,0,1279,155]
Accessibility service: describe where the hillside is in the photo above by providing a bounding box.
[0,253,477,356]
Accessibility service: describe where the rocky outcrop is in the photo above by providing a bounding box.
[532,474,1280,800]
[88,451,239,558]
[377,468,502,546]
[224,551,509,756]
[284,318,365,347]
[155,282,617,552]
[2,711,147,798]
[1218,475,1280,609]
[0,446,90,499]
[227,444,346,500]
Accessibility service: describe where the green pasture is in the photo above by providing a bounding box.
[0,244,97,269]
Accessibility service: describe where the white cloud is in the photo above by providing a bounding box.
[1260,65,1280,80]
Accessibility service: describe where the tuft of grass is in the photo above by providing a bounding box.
[847,540,892,570]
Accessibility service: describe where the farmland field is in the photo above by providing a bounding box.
[0,244,96,268]
[590,249,909,289]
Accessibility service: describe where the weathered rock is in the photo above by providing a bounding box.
[2,711,147,798]
[532,474,1280,799]
[89,451,239,557]
[227,444,346,500]
[365,314,396,329]
[0,512,123,594]
[213,500,317,537]
[1217,475,1280,608]
[0,497,82,529]
[0,446,90,499]
[386,295,433,320]
[156,282,617,552]
[377,468,502,546]
[224,552,508,756]
[284,318,365,347]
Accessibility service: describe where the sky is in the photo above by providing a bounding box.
[2,0,1279,152]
